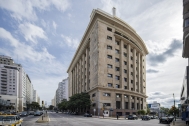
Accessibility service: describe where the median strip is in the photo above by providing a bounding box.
[36,114,49,123]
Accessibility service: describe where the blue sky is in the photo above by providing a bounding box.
[0,0,187,108]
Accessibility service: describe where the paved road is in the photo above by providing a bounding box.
[21,112,170,126]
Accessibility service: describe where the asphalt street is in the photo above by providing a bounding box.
[21,112,170,126]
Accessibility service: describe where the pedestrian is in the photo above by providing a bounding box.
[117,114,119,120]
[103,113,104,118]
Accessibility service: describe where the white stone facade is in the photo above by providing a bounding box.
[67,9,148,116]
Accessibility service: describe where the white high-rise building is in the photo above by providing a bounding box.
[33,90,37,102]
[56,77,69,104]
[26,74,33,104]
[0,55,28,111]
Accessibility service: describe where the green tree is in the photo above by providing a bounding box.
[49,105,54,110]
[168,106,179,116]
[160,107,169,115]
[140,110,146,115]
[67,92,91,112]
[29,102,40,110]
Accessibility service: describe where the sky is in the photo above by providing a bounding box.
[0,0,187,108]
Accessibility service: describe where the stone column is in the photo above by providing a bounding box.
[120,40,124,89]
[122,94,125,109]
[137,53,140,93]
[133,49,136,91]
[139,97,141,110]
[128,95,131,110]
[127,44,131,91]
[86,48,89,91]
[140,55,143,94]
[134,96,137,110]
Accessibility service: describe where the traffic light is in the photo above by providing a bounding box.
[42,101,44,105]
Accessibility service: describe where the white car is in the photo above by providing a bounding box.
[0,115,23,126]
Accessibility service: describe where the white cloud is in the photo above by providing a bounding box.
[61,34,79,48]
[0,0,70,21]
[0,27,52,62]
[19,23,47,44]
[147,91,180,108]
[52,21,57,30]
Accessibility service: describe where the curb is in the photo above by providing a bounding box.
[36,115,50,123]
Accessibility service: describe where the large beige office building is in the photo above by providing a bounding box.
[67,8,148,116]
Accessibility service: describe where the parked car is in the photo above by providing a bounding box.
[159,117,172,124]
[142,115,150,120]
[83,113,92,117]
[29,111,34,115]
[128,115,138,120]
[34,111,41,116]
[20,111,28,116]
[39,111,43,115]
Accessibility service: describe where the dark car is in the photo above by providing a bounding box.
[83,113,92,117]
[159,117,172,124]
[29,111,34,115]
[20,111,28,116]
[128,115,138,120]
[142,115,150,120]
[34,111,41,116]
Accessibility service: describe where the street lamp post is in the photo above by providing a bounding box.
[173,93,176,121]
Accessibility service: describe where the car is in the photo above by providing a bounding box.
[142,115,151,120]
[20,111,28,116]
[0,115,23,126]
[159,117,172,124]
[56,111,58,113]
[39,111,43,115]
[83,113,92,117]
[29,111,34,115]
[34,111,41,116]
[128,115,138,120]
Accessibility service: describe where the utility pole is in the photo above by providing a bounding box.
[173,93,176,121]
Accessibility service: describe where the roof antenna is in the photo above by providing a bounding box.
[112,7,116,17]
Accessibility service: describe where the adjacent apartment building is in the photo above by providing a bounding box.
[67,8,148,116]
[0,55,39,111]
[181,0,189,120]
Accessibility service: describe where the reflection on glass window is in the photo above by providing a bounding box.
[185,18,189,27]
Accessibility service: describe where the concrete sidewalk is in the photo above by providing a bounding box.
[36,113,49,123]
[170,119,186,126]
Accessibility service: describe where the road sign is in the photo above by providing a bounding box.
[93,109,96,112]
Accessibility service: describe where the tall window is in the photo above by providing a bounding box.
[107,64,113,68]
[107,36,112,40]
[115,67,120,71]
[185,18,189,27]
[115,49,119,54]
[124,78,127,82]
[124,45,127,49]
[104,93,111,97]
[115,84,120,88]
[124,69,127,73]
[115,75,120,80]
[124,52,127,57]
[107,27,112,32]
[124,61,127,65]
[108,83,112,87]
[107,74,113,78]
[115,41,119,45]
[115,58,119,62]
[107,55,112,59]
[107,45,112,50]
